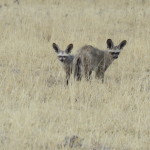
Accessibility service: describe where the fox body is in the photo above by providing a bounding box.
[74,39,127,82]
[52,43,74,85]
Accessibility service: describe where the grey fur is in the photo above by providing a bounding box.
[52,43,74,85]
[73,39,127,82]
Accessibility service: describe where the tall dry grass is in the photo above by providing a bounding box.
[0,0,150,149]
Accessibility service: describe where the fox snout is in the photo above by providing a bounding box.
[58,56,66,62]
[110,52,120,59]
[113,55,118,59]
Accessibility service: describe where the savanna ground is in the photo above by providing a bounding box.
[0,0,150,149]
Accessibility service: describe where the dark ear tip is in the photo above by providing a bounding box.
[123,40,127,45]
[107,39,112,44]
[52,43,59,52]
[69,43,73,48]
[107,39,112,41]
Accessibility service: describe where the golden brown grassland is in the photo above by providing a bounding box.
[0,0,150,149]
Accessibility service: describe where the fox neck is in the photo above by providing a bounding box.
[103,53,115,71]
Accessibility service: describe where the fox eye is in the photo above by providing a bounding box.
[110,52,115,55]
[58,56,67,58]
[110,52,120,55]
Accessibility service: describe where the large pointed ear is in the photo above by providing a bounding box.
[52,43,60,53]
[118,40,127,49]
[107,39,114,49]
[65,44,73,54]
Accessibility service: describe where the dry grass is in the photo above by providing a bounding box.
[0,0,150,149]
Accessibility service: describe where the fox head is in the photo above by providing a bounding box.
[107,39,127,59]
[52,43,73,63]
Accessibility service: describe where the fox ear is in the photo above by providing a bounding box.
[107,39,114,49]
[52,43,60,53]
[65,44,73,54]
[118,40,127,49]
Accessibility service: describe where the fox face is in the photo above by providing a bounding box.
[57,52,70,63]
